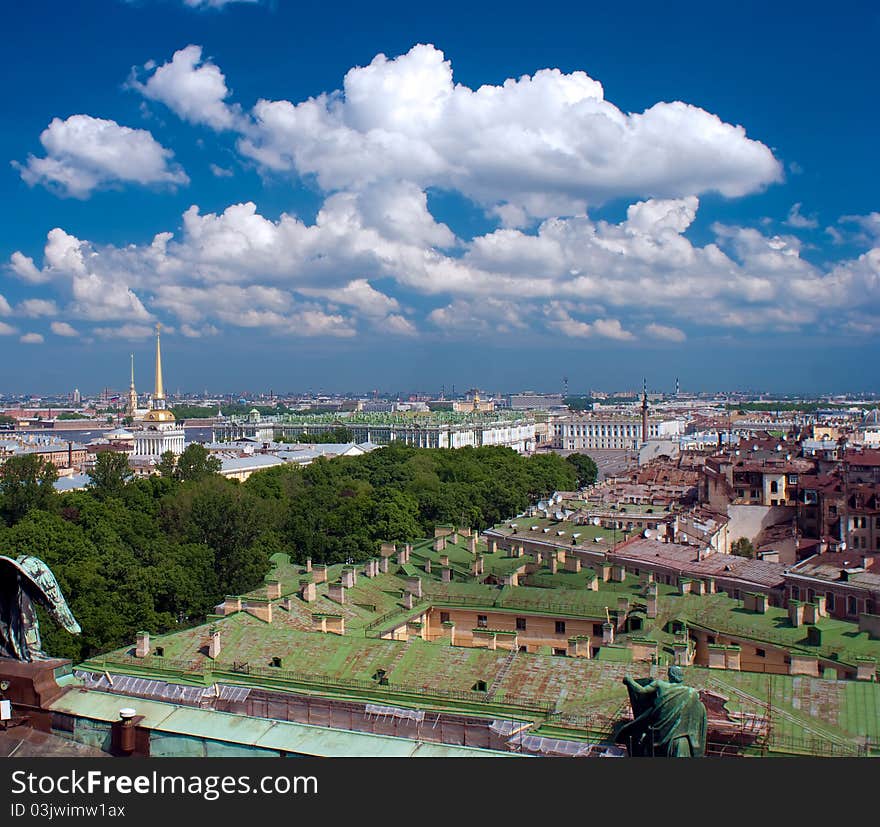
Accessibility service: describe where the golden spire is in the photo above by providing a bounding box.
[143,323,176,423]
[154,323,164,402]
[130,352,135,388]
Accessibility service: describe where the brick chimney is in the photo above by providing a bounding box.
[207,628,221,659]
[602,622,615,645]
[328,583,346,604]
[244,600,272,623]
[673,641,692,666]
[135,631,150,658]
[444,621,456,646]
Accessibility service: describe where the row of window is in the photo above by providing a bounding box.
[850,516,880,529]
[789,586,870,616]
[567,426,640,435]
[441,611,601,637]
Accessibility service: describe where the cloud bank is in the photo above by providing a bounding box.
[10,43,880,349]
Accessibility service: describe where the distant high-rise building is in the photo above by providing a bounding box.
[509,393,565,410]
[72,387,81,405]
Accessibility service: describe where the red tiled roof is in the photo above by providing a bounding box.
[611,538,787,589]
[844,450,880,467]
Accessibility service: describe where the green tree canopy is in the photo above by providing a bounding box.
[14,442,579,661]
[731,537,755,557]
[0,454,58,524]
[566,453,599,487]
[87,452,134,499]
[175,443,221,482]
[156,450,177,478]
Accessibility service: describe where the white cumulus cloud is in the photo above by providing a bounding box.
[94,324,156,340]
[9,189,880,345]
[129,45,240,131]
[785,202,818,229]
[134,43,781,222]
[646,323,687,342]
[182,0,259,8]
[9,228,152,322]
[20,333,44,344]
[50,321,79,337]
[15,115,189,198]
[17,299,58,318]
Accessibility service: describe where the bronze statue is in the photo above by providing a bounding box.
[616,665,707,757]
[0,555,80,662]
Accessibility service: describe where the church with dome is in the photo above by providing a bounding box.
[133,324,185,458]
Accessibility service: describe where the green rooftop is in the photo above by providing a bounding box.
[76,525,880,757]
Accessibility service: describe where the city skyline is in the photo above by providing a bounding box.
[2,1,879,393]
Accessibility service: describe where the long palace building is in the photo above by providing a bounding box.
[215,411,537,453]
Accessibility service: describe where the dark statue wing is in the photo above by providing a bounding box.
[0,555,80,634]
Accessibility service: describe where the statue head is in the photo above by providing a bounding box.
[668,665,685,683]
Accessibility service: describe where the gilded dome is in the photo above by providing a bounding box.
[142,408,176,423]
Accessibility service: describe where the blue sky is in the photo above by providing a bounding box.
[2,0,879,396]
